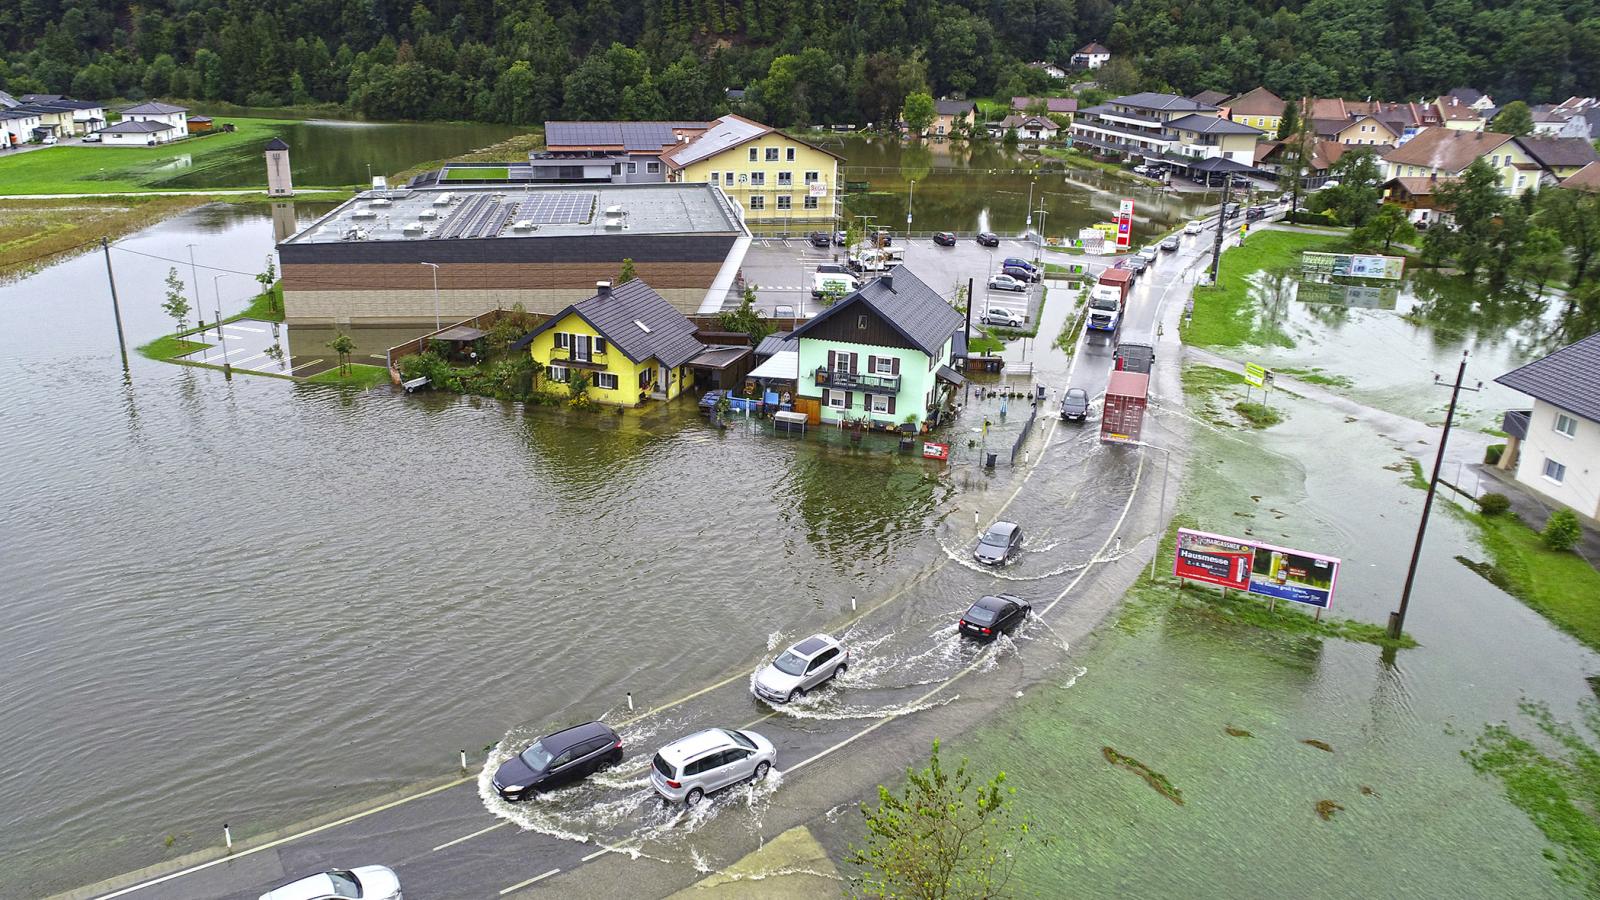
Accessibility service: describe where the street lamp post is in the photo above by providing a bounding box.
[1025,179,1035,235]
[906,180,915,233]
[1134,441,1173,579]
[212,273,234,379]
[420,262,442,331]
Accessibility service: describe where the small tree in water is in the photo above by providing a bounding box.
[851,740,1039,899]
[255,253,278,312]
[717,284,774,343]
[328,332,356,375]
[161,267,191,333]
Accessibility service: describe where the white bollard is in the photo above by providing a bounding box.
[852,596,858,611]
[224,823,233,852]
[974,510,980,527]
[627,691,634,711]
[459,750,467,770]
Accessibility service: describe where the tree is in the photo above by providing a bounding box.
[1517,226,1568,295]
[716,285,774,343]
[328,332,356,375]
[1538,189,1600,287]
[618,258,636,283]
[1310,150,1383,226]
[1543,508,1582,551]
[851,740,1038,899]
[255,253,278,312]
[1428,159,1506,280]
[1282,104,1315,217]
[1491,101,1535,137]
[901,91,936,135]
[161,267,191,334]
[1351,203,1417,253]
[1276,98,1301,142]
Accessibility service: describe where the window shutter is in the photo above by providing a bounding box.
[595,338,607,353]
[866,354,877,373]
[891,357,900,375]
[822,388,830,406]
[845,391,854,409]
[828,349,836,372]
[888,396,896,415]
[850,352,859,373]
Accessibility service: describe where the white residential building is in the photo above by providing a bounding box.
[100,102,190,146]
[1496,332,1600,520]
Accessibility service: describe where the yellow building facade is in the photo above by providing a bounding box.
[664,115,843,225]
[514,280,705,407]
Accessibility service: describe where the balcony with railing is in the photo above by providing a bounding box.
[550,346,609,368]
[814,366,901,394]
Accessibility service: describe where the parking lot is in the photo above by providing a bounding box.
[735,234,1080,329]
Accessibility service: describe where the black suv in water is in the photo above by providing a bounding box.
[492,721,623,800]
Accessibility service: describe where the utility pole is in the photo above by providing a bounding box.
[1208,173,1234,283]
[213,273,234,380]
[1025,179,1036,236]
[906,180,915,234]
[187,243,203,329]
[1389,351,1482,642]
[421,262,442,330]
[100,237,129,371]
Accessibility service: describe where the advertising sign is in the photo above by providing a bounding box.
[808,182,828,197]
[1115,199,1135,249]
[1174,529,1254,590]
[922,441,949,460]
[1244,363,1267,388]
[1173,528,1342,609]
[1300,252,1405,280]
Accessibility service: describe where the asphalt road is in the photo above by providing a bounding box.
[70,223,1223,900]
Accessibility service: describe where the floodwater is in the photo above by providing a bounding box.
[1245,264,1567,431]
[955,371,1600,896]
[0,202,1081,895]
[148,118,524,190]
[826,134,1213,242]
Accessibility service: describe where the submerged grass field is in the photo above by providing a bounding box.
[0,117,299,195]
[1181,230,1340,349]
[1461,507,1600,652]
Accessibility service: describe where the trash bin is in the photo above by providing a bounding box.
[985,452,997,468]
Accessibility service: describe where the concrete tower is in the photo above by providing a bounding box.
[265,137,293,197]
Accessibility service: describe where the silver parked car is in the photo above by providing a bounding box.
[650,728,776,805]
[753,634,848,703]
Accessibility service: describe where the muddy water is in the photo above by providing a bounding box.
[953,374,1598,895]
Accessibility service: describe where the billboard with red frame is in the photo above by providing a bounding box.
[1173,528,1341,609]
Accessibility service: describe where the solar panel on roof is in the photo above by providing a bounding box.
[513,192,595,225]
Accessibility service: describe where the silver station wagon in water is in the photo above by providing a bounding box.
[650,728,776,805]
[752,634,849,703]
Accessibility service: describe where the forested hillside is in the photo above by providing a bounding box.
[2,0,1597,125]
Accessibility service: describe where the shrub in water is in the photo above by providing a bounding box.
[1477,493,1511,516]
[1543,508,1582,552]
[1484,443,1505,465]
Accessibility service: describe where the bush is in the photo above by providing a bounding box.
[1477,492,1511,516]
[1285,210,1338,227]
[1484,443,1505,465]
[1543,508,1583,552]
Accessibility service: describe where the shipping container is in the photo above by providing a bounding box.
[1100,370,1149,444]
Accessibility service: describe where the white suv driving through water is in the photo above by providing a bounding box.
[650,728,776,805]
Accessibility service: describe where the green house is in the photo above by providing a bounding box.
[791,266,966,431]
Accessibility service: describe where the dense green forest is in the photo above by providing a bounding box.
[2,0,1598,125]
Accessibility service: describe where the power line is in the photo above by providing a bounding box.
[0,240,102,272]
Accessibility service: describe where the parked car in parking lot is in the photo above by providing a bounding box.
[1001,264,1037,283]
[976,231,1000,247]
[1060,387,1091,422]
[834,230,847,245]
[752,634,848,704]
[1160,236,1180,251]
[988,273,1027,292]
[808,231,831,248]
[492,721,623,801]
[259,866,401,900]
[650,728,775,806]
[981,307,1025,328]
[1184,221,1203,235]
[958,594,1032,641]
[1002,258,1041,280]
[933,231,957,246]
[82,133,101,143]
[973,521,1023,565]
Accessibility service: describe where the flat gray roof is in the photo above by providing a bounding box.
[284,182,746,245]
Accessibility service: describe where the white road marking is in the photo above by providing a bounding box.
[287,358,326,374]
[500,867,561,894]
[581,848,610,862]
[91,777,472,898]
[223,324,267,333]
[431,821,509,852]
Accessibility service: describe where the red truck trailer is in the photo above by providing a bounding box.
[1100,370,1149,444]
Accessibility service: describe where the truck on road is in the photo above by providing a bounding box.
[1088,269,1133,333]
[1100,370,1149,444]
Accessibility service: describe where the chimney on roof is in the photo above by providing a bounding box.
[596,280,612,296]
[881,272,893,290]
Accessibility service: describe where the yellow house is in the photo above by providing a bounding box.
[1332,115,1398,147]
[512,279,705,407]
[662,114,844,225]
[1225,86,1285,134]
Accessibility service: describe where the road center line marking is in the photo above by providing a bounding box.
[499,867,560,894]
[92,777,472,899]
[431,821,508,852]
[581,848,610,862]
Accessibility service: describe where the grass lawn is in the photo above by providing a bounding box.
[1180,230,1341,348]
[305,363,390,389]
[969,332,1005,354]
[444,166,509,180]
[136,334,212,361]
[0,117,301,195]
[1465,509,1600,652]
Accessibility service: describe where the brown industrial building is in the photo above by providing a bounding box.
[277,182,751,327]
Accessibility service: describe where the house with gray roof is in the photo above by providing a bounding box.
[105,100,188,145]
[790,266,966,431]
[932,99,976,136]
[1496,331,1600,519]
[512,279,706,406]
